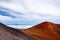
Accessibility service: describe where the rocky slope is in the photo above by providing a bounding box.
[0,23,36,40]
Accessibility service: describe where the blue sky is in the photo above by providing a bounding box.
[0,0,60,29]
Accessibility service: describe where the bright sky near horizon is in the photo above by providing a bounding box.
[0,0,60,29]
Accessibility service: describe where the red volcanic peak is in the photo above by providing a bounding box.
[21,21,60,40]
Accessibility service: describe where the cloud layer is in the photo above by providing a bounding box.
[0,0,60,29]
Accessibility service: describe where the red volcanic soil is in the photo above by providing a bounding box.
[21,21,60,40]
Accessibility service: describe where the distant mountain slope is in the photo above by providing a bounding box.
[0,23,37,40]
[21,21,60,40]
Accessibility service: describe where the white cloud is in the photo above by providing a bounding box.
[0,0,60,16]
[0,0,60,29]
[7,25,32,29]
[0,1,27,13]
[25,0,60,16]
[0,15,13,21]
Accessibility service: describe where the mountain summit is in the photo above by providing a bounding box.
[21,21,60,40]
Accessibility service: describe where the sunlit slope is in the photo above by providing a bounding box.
[21,21,60,40]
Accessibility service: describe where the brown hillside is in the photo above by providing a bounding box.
[21,21,60,40]
[0,23,37,40]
